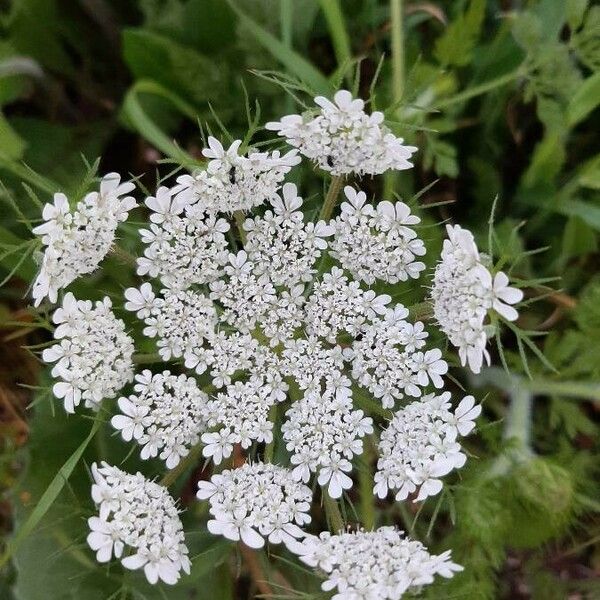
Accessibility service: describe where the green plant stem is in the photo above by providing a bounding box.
[111,243,137,267]
[359,440,376,530]
[132,352,162,364]
[390,0,404,108]
[503,387,533,449]
[234,211,247,244]
[385,0,405,199]
[319,0,352,69]
[434,69,523,109]
[319,175,345,221]
[323,492,345,533]
[159,444,202,487]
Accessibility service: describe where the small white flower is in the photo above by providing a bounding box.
[32,173,136,305]
[290,527,462,599]
[111,370,210,468]
[431,224,523,373]
[197,463,312,550]
[43,293,134,413]
[374,392,480,502]
[266,90,417,176]
[330,186,426,285]
[88,462,190,586]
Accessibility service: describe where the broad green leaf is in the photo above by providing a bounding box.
[0,111,26,161]
[227,1,332,95]
[522,132,566,188]
[1,418,102,569]
[122,28,227,105]
[567,71,600,126]
[566,0,589,30]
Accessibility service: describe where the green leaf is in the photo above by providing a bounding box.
[122,28,227,105]
[0,111,26,161]
[226,0,332,95]
[434,0,486,67]
[566,0,589,30]
[0,418,102,569]
[121,79,201,167]
[567,71,600,126]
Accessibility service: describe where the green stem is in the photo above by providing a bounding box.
[159,444,202,488]
[234,211,247,244]
[319,175,345,221]
[323,492,345,533]
[359,440,376,530]
[503,387,533,448]
[385,0,404,199]
[319,0,352,69]
[111,243,137,267]
[132,352,162,365]
[434,69,523,109]
[390,0,404,108]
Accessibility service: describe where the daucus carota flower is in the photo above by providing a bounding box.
[88,462,190,585]
[42,292,134,413]
[196,462,312,549]
[124,284,217,361]
[431,224,523,373]
[243,182,334,287]
[266,90,417,176]
[282,386,373,498]
[137,186,230,289]
[374,393,481,502]
[291,526,462,599]
[32,173,136,306]
[172,136,300,213]
[111,370,210,468]
[348,305,448,409]
[330,186,426,284]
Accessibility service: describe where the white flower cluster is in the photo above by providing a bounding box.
[124,284,217,361]
[42,292,134,413]
[87,462,190,585]
[431,224,524,373]
[292,526,462,600]
[304,267,391,343]
[172,137,300,213]
[111,370,210,468]
[32,174,136,305]
[201,378,284,464]
[243,182,334,287]
[196,463,312,549]
[136,186,230,289]
[330,186,426,284]
[266,90,417,176]
[349,305,447,409]
[282,386,373,498]
[374,393,481,502]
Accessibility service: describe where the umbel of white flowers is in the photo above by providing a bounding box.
[31,89,524,589]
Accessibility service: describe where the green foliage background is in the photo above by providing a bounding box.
[0,1,599,598]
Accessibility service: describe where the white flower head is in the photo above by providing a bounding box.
[330,186,426,284]
[282,386,373,498]
[350,307,447,409]
[243,182,334,287]
[266,90,417,176]
[172,136,300,214]
[124,285,217,361]
[374,392,481,502]
[111,370,210,469]
[196,463,312,549]
[42,292,134,413]
[32,173,136,305]
[291,527,462,599]
[88,462,190,585]
[431,224,523,373]
[137,187,230,289]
